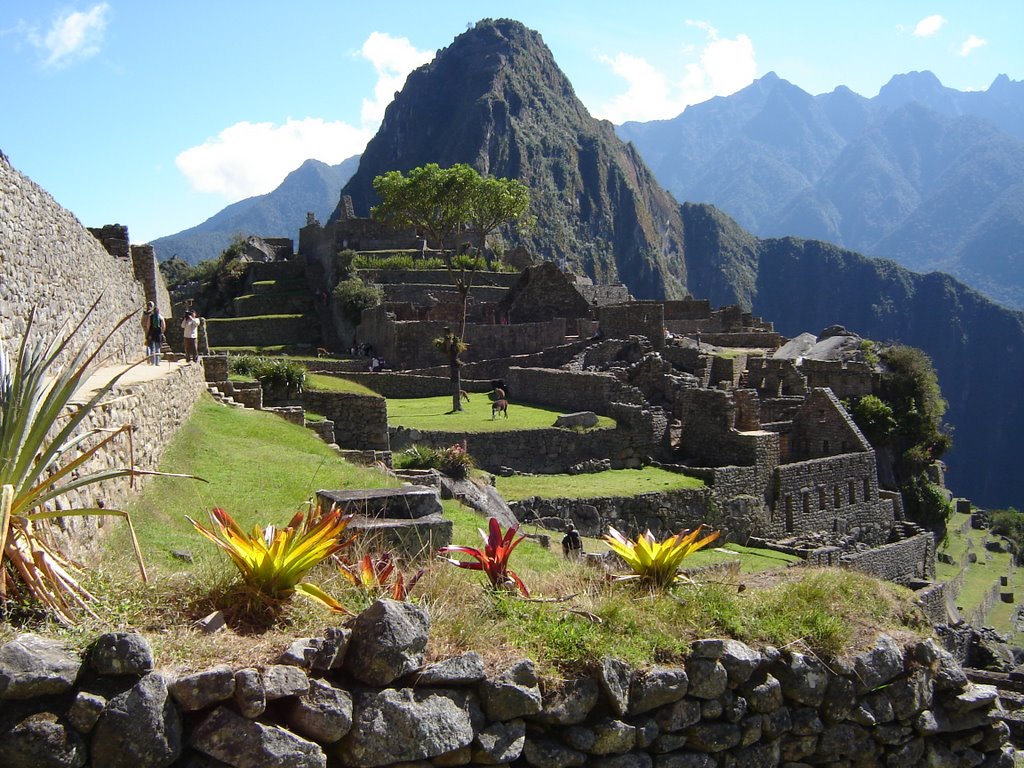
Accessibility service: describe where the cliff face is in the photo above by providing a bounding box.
[333,19,686,299]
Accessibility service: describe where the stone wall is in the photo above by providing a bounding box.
[509,487,714,539]
[358,306,568,370]
[205,315,318,348]
[0,614,1012,767]
[1,156,146,368]
[800,358,879,400]
[598,302,665,350]
[505,367,646,416]
[787,388,871,462]
[57,362,207,559]
[769,452,894,543]
[840,531,936,585]
[130,244,172,316]
[326,372,493,399]
[300,390,389,451]
[390,422,653,475]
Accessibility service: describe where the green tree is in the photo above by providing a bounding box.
[332,277,382,326]
[372,164,530,411]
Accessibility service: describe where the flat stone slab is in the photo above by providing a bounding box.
[346,513,452,558]
[318,486,442,520]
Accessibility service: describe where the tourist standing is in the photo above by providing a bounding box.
[561,522,583,559]
[181,309,201,363]
[142,301,165,365]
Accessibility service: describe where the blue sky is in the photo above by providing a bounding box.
[2,1,1020,245]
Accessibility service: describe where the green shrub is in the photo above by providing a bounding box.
[229,355,306,392]
[394,444,442,470]
[849,394,897,444]
[393,442,475,479]
[332,278,382,325]
[901,476,952,534]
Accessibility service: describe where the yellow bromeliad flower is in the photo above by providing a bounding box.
[604,525,721,589]
[187,505,355,612]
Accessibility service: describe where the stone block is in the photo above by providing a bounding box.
[318,485,442,519]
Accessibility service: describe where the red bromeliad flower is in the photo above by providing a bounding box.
[438,517,530,597]
[338,552,424,601]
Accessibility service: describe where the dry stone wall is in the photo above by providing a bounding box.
[301,389,389,451]
[1,156,145,367]
[0,607,1013,767]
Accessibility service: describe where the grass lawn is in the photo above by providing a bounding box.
[496,467,704,501]
[388,394,615,433]
[307,373,380,397]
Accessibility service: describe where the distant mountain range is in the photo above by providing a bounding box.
[617,71,1024,309]
[148,156,359,264]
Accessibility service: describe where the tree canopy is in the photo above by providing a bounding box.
[371,163,530,257]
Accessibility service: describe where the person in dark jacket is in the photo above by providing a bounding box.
[562,522,583,558]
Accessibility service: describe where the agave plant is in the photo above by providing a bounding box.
[0,302,168,624]
[338,552,424,601]
[604,525,721,589]
[439,517,529,596]
[186,505,355,612]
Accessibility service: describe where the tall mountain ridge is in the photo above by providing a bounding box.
[618,71,1024,309]
[332,19,686,300]
[149,156,359,264]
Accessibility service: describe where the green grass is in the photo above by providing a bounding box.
[388,394,615,433]
[307,373,380,397]
[113,395,400,570]
[496,467,704,501]
[206,313,304,322]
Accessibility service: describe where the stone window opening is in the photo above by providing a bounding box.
[802,491,810,516]
[819,487,827,510]
[823,439,829,454]
[863,478,871,501]
[834,485,841,507]
[785,495,793,533]
[849,480,856,504]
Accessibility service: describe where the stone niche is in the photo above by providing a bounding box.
[0,608,1014,767]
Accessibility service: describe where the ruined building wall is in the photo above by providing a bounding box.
[787,388,871,462]
[130,244,172,316]
[1,156,146,367]
[598,302,665,350]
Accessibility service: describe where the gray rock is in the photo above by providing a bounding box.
[945,683,999,713]
[760,706,792,740]
[632,716,659,749]
[598,657,632,717]
[191,707,325,768]
[775,652,829,707]
[718,640,763,685]
[473,718,525,764]
[554,411,599,429]
[730,741,780,768]
[821,675,856,722]
[90,632,153,676]
[234,667,265,718]
[287,678,353,744]
[345,599,430,686]
[535,677,600,725]
[521,735,587,768]
[652,752,715,768]
[480,658,542,720]
[564,724,596,752]
[932,647,969,692]
[685,657,728,700]
[629,666,688,714]
[0,711,87,768]
[739,713,763,746]
[654,697,701,732]
[168,665,235,711]
[67,691,106,733]
[683,722,742,752]
[337,688,482,766]
[742,673,783,713]
[650,732,689,754]
[790,706,824,735]
[851,634,905,694]
[590,754,652,768]
[90,672,183,768]
[816,722,877,762]
[261,664,309,699]
[590,718,637,754]
[0,634,81,700]
[279,628,350,672]
[413,651,485,686]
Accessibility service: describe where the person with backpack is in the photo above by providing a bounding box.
[141,301,165,365]
[561,522,583,559]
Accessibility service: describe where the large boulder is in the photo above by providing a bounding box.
[191,707,325,768]
[90,673,183,768]
[0,634,81,700]
[344,599,430,686]
[336,688,482,767]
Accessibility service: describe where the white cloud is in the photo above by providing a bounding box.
[27,3,110,68]
[593,21,756,123]
[175,119,374,199]
[176,32,432,200]
[359,32,435,125]
[912,15,946,38]
[958,34,988,57]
